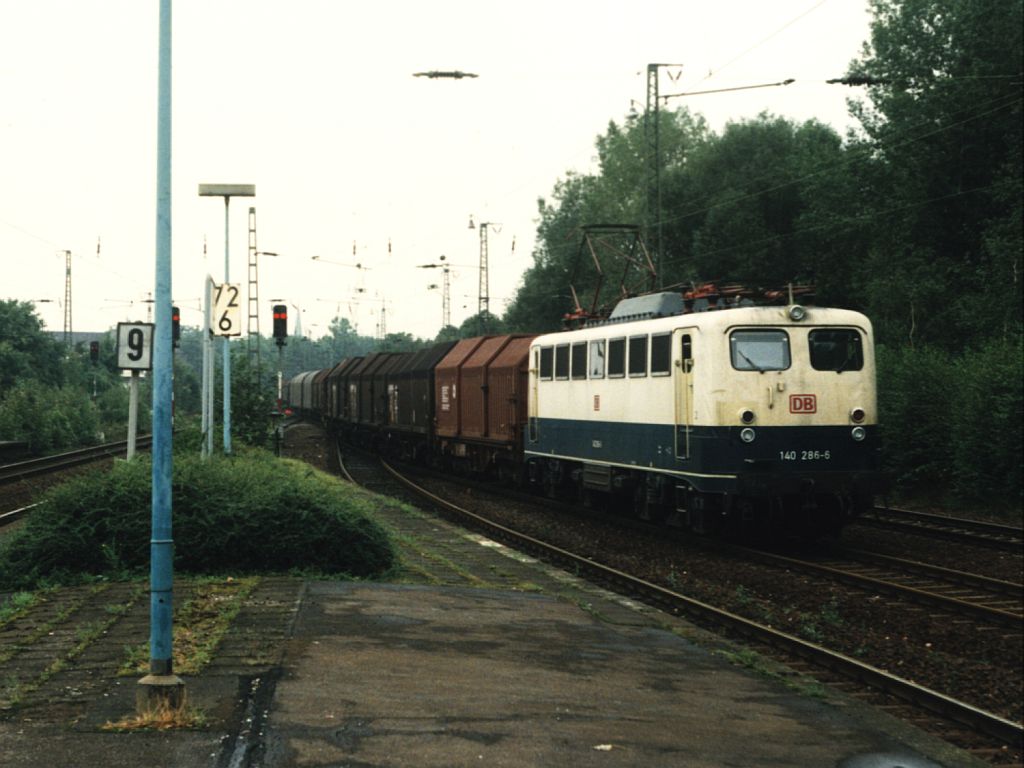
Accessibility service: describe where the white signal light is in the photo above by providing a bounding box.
[740,428,756,443]
[851,426,866,441]
[787,305,807,321]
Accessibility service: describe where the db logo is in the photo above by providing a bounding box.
[789,394,817,414]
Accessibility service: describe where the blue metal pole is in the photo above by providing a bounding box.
[150,0,174,677]
[223,198,232,455]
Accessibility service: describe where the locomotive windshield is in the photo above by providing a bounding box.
[809,328,864,372]
[730,330,790,371]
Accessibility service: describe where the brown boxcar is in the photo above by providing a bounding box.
[353,353,396,426]
[372,354,409,427]
[459,335,529,441]
[310,367,333,417]
[389,341,456,436]
[325,357,362,423]
[434,337,488,438]
[486,335,535,443]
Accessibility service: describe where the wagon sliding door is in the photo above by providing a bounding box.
[674,328,696,459]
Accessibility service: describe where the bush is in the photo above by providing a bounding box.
[875,344,954,488]
[0,451,397,589]
[876,339,1022,512]
[0,381,101,454]
[950,337,1022,503]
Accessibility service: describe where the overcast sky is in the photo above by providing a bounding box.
[1,0,873,341]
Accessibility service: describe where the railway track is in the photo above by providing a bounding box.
[859,506,1023,552]
[0,437,152,486]
[736,544,1023,630]
[335,446,1022,762]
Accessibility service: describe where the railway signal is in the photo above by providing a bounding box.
[273,304,288,346]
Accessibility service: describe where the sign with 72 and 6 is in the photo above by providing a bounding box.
[116,322,155,371]
[212,282,242,337]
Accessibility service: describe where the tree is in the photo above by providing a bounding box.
[682,115,848,290]
[0,300,65,391]
[846,0,1023,345]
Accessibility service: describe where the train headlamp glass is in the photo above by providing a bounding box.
[851,426,866,442]
[850,407,866,424]
[740,427,756,443]
[787,304,807,321]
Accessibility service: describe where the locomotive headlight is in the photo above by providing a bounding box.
[787,304,807,321]
[850,407,866,424]
[740,409,756,425]
[740,428,756,443]
[851,426,866,442]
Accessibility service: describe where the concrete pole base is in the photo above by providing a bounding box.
[136,674,186,717]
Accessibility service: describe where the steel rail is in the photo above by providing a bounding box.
[0,437,153,486]
[732,545,1022,628]
[0,503,39,527]
[379,458,1023,750]
[841,547,1023,598]
[861,507,1023,551]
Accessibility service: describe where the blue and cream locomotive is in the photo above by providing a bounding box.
[525,292,883,535]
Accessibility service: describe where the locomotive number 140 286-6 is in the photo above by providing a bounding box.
[779,450,832,461]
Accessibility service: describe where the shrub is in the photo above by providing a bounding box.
[0,451,397,589]
[950,337,1022,504]
[875,344,954,488]
[0,382,100,455]
[876,338,1022,513]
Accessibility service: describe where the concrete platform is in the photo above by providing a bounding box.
[256,582,973,768]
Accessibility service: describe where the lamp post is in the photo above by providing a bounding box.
[198,183,255,455]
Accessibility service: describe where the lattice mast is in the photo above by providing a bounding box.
[62,249,72,347]
[247,207,260,371]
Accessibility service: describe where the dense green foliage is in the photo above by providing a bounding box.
[0,300,110,452]
[0,451,398,589]
[0,381,100,455]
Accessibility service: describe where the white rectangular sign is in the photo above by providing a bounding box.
[116,322,155,370]
[212,282,242,337]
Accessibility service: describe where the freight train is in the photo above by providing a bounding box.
[287,290,885,537]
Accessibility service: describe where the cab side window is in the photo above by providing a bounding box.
[571,342,587,380]
[555,344,570,380]
[608,337,626,378]
[539,346,553,380]
[589,340,605,378]
[628,335,647,377]
[651,333,671,376]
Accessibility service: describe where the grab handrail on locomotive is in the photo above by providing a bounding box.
[288,286,886,538]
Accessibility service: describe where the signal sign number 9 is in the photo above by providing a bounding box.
[116,322,154,371]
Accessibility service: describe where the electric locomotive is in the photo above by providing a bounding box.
[525,291,883,536]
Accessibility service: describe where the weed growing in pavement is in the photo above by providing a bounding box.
[0,591,37,625]
[119,576,259,676]
[717,648,828,699]
[103,693,208,731]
